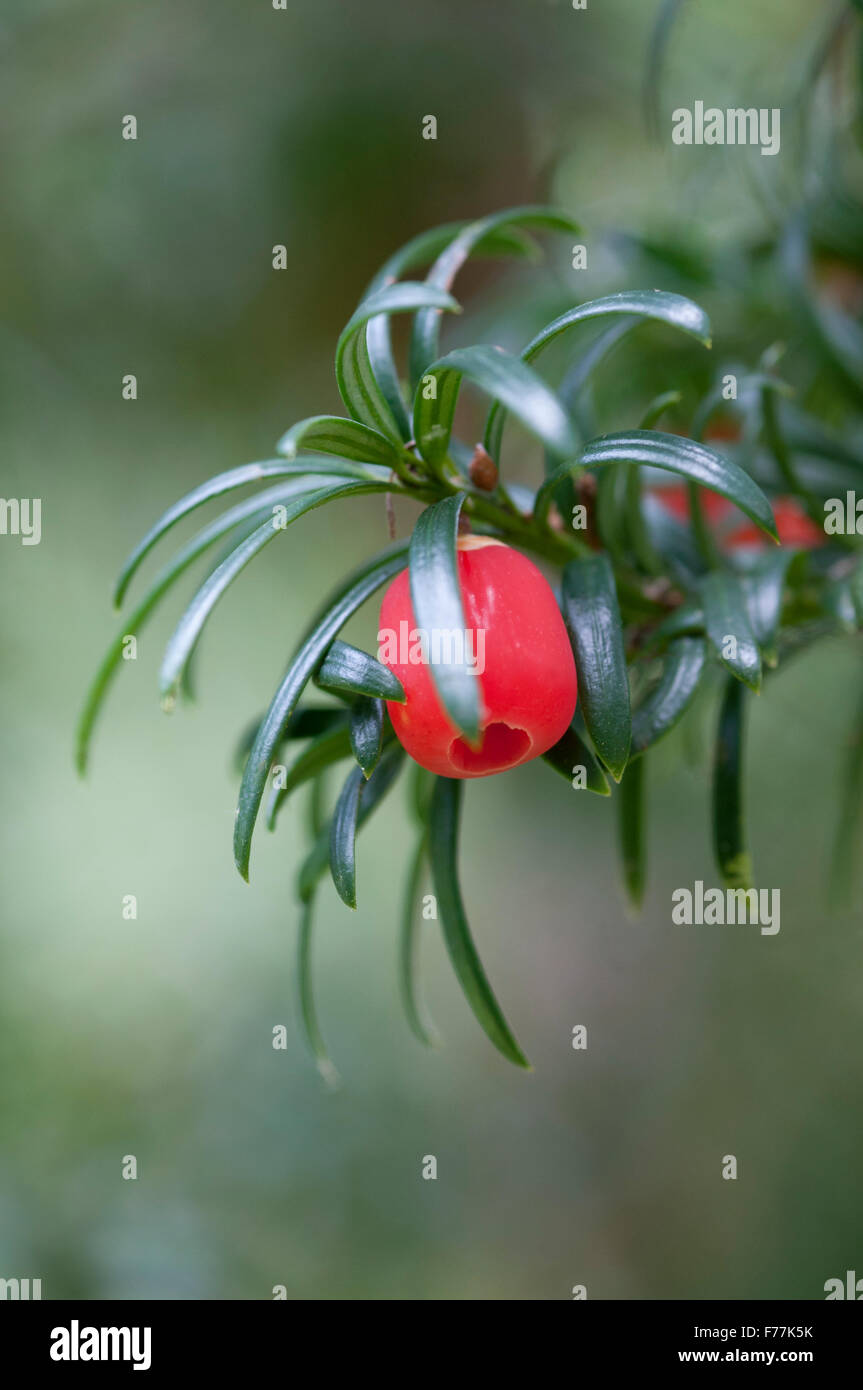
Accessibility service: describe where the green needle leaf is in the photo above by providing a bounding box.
[414,344,578,471]
[638,388,683,432]
[562,553,632,781]
[428,777,531,1070]
[408,206,580,387]
[574,431,778,543]
[408,494,480,742]
[823,577,858,633]
[364,218,546,439]
[266,723,353,831]
[782,219,863,396]
[315,639,405,702]
[399,830,441,1048]
[738,550,796,667]
[541,716,611,795]
[410,762,435,823]
[234,542,410,880]
[159,481,394,707]
[630,636,707,756]
[233,707,346,777]
[523,291,712,360]
[336,282,461,440]
[297,744,405,902]
[296,893,341,1088]
[624,463,663,574]
[276,416,404,469]
[713,676,753,890]
[77,483,316,776]
[645,602,705,650]
[701,570,763,692]
[114,463,379,608]
[348,697,384,778]
[484,290,711,460]
[329,764,366,908]
[644,0,689,137]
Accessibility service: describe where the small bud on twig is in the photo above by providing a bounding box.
[468,443,499,492]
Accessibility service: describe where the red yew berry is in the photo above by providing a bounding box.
[724,497,825,550]
[652,483,735,525]
[653,485,825,550]
[378,536,578,778]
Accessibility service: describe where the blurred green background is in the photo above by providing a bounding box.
[1,0,862,1300]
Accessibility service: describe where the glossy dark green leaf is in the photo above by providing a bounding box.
[780,402,863,475]
[233,706,347,776]
[159,481,393,707]
[276,415,404,469]
[738,550,795,666]
[701,570,763,691]
[576,432,778,542]
[713,676,753,890]
[823,577,858,632]
[298,743,405,902]
[484,291,710,460]
[410,762,435,823]
[408,494,480,742]
[562,553,631,781]
[296,894,340,1088]
[630,637,707,756]
[616,757,646,908]
[408,206,580,386]
[77,484,310,776]
[541,718,611,795]
[556,318,635,428]
[315,639,405,702]
[429,777,530,1069]
[287,707,347,740]
[235,541,410,880]
[113,465,375,608]
[329,764,366,908]
[171,509,270,705]
[641,490,705,584]
[759,384,825,534]
[644,0,688,135]
[622,394,675,572]
[639,389,682,432]
[645,602,705,650]
[523,291,711,361]
[686,479,723,568]
[782,219,863,394]
[349,697,384,778]
[266,723,353,830]
[592,465,628,566]
[364,219,542,440]
[414,344,578,472]
[336,282,460,440]
[307,772,327,840]
[399,830,441,1049]
[691,367,787,444]
[364,220,541,295]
